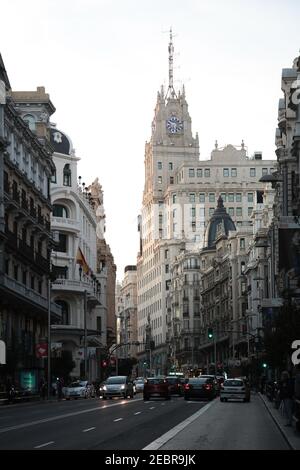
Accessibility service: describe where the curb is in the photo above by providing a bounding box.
[258,393,295,450]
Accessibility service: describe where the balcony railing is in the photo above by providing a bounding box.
[52,278,101,303]
[51,217,81,232]
[1,274,61,317]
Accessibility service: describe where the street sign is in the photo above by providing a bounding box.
[36,343,48,358]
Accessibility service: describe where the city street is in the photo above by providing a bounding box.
[0,394,290,450]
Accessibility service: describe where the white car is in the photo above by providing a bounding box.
[220,378,251,402]
[63,380,95,400]
[134,378,145,393]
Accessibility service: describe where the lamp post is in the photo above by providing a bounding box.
[84,289,87,380]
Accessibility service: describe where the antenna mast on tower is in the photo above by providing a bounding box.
[166,27,177,99]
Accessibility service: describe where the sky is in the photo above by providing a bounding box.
[1,0,300,280]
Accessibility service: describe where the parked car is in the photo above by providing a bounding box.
[101,376,134,399]
[63,380,95,400]
[184,377,216,401]
[220,378,251,402]
[143,377,170,401]
[165,376,183,396]
[134,378,146,393]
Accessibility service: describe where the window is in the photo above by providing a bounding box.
[209,193,215,203]
[240,238,245,249]
[56,233,67,253]
[262,168,268,176]
[165,264,169,274]
[158,176,162,184]
[204,169,210,177]
[53,204,69,218]
[38,280,42,294]
[231,168,237,177]
[52,265,68,279]
[63,164,71,186]
[51,167,57,183]
[190,207,196,218]
[191,221,196,231]
[248,207,253,216]
[169,162,173,170]
[22,270,27,285]
[241,261,246,273]
[250,168,256,177]
[165,249,169,259]
[157,162,162,170]
[189,193,195,203]
[209,207,214,216]
[197,168,202,177]
[31,275,35,289]
[172,194,176,203]
[189,168,195,177]
[257,190,263,203]
[221,193,226,202]
[248,193,253,202]
[236,207,242,216]
[228,207,234,216]
[223,168,229,177]
[97,316,102,333]
[199,193,205,203]
[199,207,205,217]
[56,300,70,325]
[236,193,242,202]
[23,114,35,132]
[170,177,174,184]
[228,193,234,202]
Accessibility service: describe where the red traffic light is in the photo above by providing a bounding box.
[102,360,107,367]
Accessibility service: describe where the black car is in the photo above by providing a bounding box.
[184,377,216,401]
[165,376,183,396]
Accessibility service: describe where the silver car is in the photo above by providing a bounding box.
[63,380,95,400]
[101,376,134,399]
[134,378,145,393]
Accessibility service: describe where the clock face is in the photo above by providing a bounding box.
[166,116,183,134]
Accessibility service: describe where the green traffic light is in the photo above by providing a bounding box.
[262,363,267,368]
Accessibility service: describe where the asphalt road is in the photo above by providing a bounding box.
[0,393,290,450]
[0,394,206,450]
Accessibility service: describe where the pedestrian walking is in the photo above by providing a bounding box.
[279,370,294,426]
[56,377,63,400]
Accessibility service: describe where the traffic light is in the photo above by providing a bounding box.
[262,362,267,369]
[208,327,213,339]
[101,360,108,368]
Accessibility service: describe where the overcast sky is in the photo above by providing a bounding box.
[1,0,299,280]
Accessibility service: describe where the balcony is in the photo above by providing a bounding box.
[51,278,101,304]
[35,252,50,272]
[51,216,81,233]
[0,274,61,319]
[5,229,18,251]
[18,239,34,262]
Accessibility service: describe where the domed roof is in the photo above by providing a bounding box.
[205,196,236,248]
[50,127,73,156]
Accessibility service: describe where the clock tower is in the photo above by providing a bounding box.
[137,30,199,376]
[143,29,199,204]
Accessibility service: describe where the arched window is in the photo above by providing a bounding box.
[23,114,36,132]
[53,204,69,218]
[63,164,71,187]
[56,300,70,325]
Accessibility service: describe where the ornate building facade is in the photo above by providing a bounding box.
[0,56,61,391]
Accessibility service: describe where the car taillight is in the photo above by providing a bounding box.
[205,384,212,390]
[184,384,190,390]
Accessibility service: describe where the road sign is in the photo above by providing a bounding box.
[36,343,48,358]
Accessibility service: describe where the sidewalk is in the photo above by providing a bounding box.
[259,393,300,450]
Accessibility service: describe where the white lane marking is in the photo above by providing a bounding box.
[0,398,143,434]
[134,412,141,415]
[114,418,123,422]
[83,427,95,433]
[143,401,214,450]
[149,407,155,410]
[34,441,54,449]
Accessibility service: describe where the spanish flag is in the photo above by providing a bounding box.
[76,247,90,275]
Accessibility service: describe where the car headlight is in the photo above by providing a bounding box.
[121,385,125,390]
[102,385,107,391]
